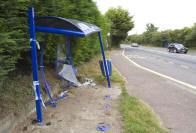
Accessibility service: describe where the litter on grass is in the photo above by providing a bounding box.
[80,78,97,88]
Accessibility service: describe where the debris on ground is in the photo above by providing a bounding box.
[80,78,97,88]
[13,86,122,133]
[96,123,110,132]
[104,95,112,100]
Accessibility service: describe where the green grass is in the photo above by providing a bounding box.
[0,69,61,119]
[0,74,34,118]
[120,86,168,133]
[77,53,125,85]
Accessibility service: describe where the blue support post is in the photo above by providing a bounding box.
[65,36,73,65]
[28,7,43,124]
[98,32,111,88]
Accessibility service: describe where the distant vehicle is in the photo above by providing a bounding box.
[131,43,139,47]
[168,43,188,54]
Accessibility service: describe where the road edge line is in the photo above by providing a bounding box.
[122,49,196,90]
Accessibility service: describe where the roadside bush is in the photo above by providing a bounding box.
[0,0,109,82]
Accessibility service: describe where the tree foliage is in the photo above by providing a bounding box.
[105,7,134,47]
[143,23,159,45]
[0,0,109,82]
[0,0,29,81]
[127,23,196,48]
[186,23,196,47]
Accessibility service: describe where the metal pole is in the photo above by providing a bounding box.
[28,7,43,124]
[66,36,74,66]
[98,32,111,88]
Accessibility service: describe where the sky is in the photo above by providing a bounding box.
[94,0,196,35]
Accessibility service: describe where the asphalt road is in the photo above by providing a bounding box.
[111,47,196,133]
[122,45,196,86]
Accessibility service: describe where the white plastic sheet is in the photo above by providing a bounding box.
[58,64,81,86]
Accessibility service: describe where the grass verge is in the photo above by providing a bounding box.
[0,69,60,119]
[77,53,125,84]
[78,52,167,133]
[120,85,168,133]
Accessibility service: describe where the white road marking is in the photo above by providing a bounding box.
[166,80,196,95]
[168,61,174,64]
[122,49,196,90]
[127,54,146,59]
[180,65,189,69]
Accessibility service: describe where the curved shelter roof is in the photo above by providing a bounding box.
[35,16,101,37]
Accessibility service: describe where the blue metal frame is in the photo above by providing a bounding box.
[98,32,111,88]
[28,7,111,123]
[65,36,72,64]
[28,7,43,124]
[36,26,85,37]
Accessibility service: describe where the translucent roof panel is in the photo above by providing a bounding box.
[35,16,101,36]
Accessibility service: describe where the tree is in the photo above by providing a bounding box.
[145,23,158,32]
[0,0,29,82]
[127,34,143,44]
[151,32,162,46]
[105,7,134,47]
[126,23,196,48]
[143,23,159,44]
[186,23,196,47]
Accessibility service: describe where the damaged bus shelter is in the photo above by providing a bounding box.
[28,7,111,124]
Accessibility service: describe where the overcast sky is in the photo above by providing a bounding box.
[94,0,196,35]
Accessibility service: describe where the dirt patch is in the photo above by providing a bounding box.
[13,85,122,133]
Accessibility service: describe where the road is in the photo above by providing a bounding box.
[111,46,196,133]
[123,45,196,86]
